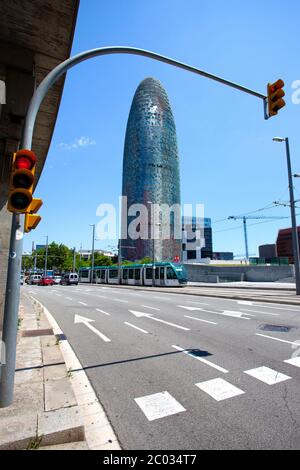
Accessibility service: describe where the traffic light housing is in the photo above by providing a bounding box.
[267,79,285,117]
[24,198,43,233]
[7,149,37,213]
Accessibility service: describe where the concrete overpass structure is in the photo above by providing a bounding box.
[0,0,80,329]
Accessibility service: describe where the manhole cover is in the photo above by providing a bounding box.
[258,324,295,333]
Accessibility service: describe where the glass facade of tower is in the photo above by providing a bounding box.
[121,77,181,262]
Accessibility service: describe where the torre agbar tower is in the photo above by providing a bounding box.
[120,77,181,262]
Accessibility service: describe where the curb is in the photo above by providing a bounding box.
[30,296,122,450]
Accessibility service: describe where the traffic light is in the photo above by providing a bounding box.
[267,79,285,117]
[24,198,43,233]
[7,149,37,213]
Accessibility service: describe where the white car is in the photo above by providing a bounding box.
[54,276,62,284]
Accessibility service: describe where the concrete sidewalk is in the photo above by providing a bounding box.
[0,293,120,450]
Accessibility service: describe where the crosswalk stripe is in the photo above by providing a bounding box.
[195,378,245,401]
[244,366,291,385]
[284,356,300,368]
[134,391,185,421]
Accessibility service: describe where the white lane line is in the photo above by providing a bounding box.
[186,301,210,305]
[114,299,129,303]
[128,293,142,296]
[253,303,300,312]
[78,301,88,306]
[96,308,110,316]
[256,333,300,346]
[134,391,185,421]
[244,366,291,385]
[141,305,161,311]
[196,378,244,401]
[284,357,300,368]
[66,297,73,301]
[237,300,253,305]
[153,296,171,301]
[172,345,228,373]
[124,322,149,334]
[184,315,217,325]
[240,308,279,316]
[55,294,62,297]
[97,295,107,299]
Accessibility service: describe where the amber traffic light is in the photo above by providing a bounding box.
[24,198,43,233]
[7,149,37,213]
[267,79,285,117]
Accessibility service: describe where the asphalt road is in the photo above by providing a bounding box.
[23,283,300,450]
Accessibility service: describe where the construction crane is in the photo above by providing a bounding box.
[228,215,288,261]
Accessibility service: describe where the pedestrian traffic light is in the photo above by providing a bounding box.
[24,198,43,233]
[267,79,285,117]
[7,149,37,213]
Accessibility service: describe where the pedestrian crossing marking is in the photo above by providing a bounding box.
[134,391,186,421]
[195,378,245,401]
[244,366,291,385]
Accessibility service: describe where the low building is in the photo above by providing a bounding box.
[213,252,234,261]
[78,249,115,261]
[259,244,277,259]
[276,227,300,263]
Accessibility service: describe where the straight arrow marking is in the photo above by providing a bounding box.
[177,306,250,320]
[74,314,111,342]
[129,310,190,331]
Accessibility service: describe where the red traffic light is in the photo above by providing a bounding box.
[15,149,36,170]
[7,150,37,213]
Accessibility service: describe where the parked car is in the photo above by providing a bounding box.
[60,272,79,285]
[28,274,42,285]
[38,276,54,286]
[54,275,62,285]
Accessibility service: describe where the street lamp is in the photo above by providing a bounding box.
[273,137,300,295]
[43,235,48,276]
[89,224,95,284]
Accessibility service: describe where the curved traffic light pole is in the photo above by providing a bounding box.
[0,46,268,407]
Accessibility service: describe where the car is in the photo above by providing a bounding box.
[54,275,62,284]
[60,272,79,285]
[38,276,54,286]
[28,274,42,285]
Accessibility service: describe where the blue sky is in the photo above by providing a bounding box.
[24,0,300,258]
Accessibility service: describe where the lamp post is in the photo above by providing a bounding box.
[273,137,300,295]
[44,235,48,276]
[90,224,95,284]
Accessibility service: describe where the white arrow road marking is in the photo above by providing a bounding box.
[124,322,149,334]
[129,310,190,331]
[177,305,251,320]
[74,314,111,342]
[241,308,279,316]
[172,345,229,373]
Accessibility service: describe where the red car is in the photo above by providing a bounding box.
[38,276,54,286]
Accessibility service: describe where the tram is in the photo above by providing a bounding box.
[78,262,187,287]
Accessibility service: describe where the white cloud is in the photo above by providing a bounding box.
[58,136,96,150]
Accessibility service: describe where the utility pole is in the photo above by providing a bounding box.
[242,217,249,261]
[44,235,48,276]
[90,225,95,284]
[73,247,76,272]
[273,137,300,295]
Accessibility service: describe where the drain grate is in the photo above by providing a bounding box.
[258,324,295,333]
[55,333,67,341]
[22,328,53,337]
